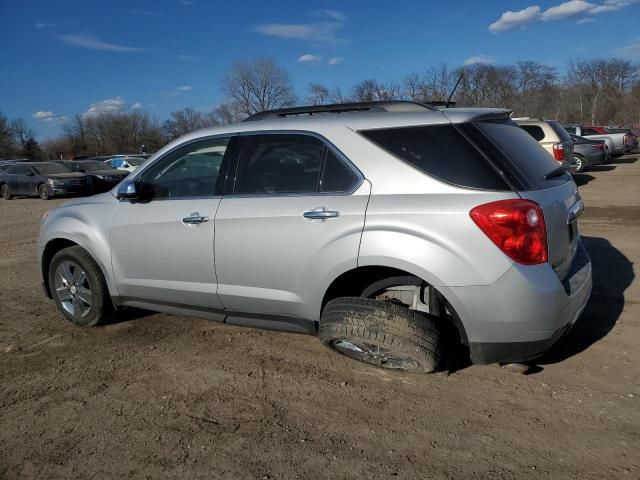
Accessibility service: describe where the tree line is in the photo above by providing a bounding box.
[1,57,638,160]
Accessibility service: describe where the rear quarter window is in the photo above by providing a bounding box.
[360,124,510,190]
[520,125,545,141]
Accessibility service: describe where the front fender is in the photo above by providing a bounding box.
[39,197,119,298]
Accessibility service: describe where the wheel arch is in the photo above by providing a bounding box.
[321,265,469,346]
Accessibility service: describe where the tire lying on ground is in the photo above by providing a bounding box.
[319,297,446,373]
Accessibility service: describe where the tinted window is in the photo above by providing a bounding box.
[582,128,599,136]
[140,138,230,198]
[76,161,106,172]
[7,165,30,175]
[33,163,70,174]
[564,126,577,135]
[476,119,569,189]
[548,121,571,142]
[321,149,358,192]
[235,135,325,194]
[520,125,545,141]
[360,124,509,190]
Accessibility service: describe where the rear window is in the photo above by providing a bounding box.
[360,124,509,190]
[548,121,572,142]
[476,119,569,189]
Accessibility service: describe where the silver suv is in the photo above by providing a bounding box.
[38,102,592,373]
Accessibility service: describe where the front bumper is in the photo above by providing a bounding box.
[49,184,93,197]
[440,240,592,364]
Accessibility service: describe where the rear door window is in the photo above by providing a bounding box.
[234,134,359,195]
[548,121,572,142]
[360,124,510,190]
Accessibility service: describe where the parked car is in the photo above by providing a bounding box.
[569,134,608,172]
[513,118,574,163]
[606,127,638,152]
[1,162,92,200]
[54,160,129,192]
[564,125,626,158]
[103,156,147,172]
[38,101,591,373]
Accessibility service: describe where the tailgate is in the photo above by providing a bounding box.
[519,181,582,280]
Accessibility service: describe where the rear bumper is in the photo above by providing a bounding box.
[441,240,592,364]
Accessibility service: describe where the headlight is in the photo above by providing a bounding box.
[48,179,65,187]
[94,175,106,180]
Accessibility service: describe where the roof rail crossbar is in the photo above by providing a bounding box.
[242,100,436,122]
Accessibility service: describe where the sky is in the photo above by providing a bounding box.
[1,0,639,139]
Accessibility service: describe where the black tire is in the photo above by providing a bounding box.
[319,297,446,373]
[48,245,113,327]
[1,184,12,200]
[38,184,50,200]
[573,154,587,173]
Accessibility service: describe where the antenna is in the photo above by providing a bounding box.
[446,73,464,108]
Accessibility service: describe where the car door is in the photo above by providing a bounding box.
[110,136,237,309]
[21,165,39,195]
[214,133,370,321]
[6,165,28,194]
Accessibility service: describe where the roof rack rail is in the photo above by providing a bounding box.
[242,100,436,122]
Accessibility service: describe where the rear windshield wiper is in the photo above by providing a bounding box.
[544,163,573,180]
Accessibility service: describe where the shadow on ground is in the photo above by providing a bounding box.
[609,155,638,164]
[538,235,634,365]
[589,165,616,172]
[573,173,595,186]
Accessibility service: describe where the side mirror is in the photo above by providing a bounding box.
[115,180,138,200]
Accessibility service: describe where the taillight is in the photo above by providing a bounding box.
[623,135,628,145]
[552,143,564,162]
[470,199,548,265]
[591,144,604,150]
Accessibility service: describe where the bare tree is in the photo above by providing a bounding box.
[0,112,17,159]
[221,57,297,117]
[352,79,401,102]
[163,107,219,140]
[306,83,331,105]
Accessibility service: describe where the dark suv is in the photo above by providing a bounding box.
[54,160,129,193]
[0,162,93,200]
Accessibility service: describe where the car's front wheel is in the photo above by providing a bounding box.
[38,184,51,200]
[319,297,446,373]
[48,246,113,327]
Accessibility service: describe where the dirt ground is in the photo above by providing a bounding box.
[1,155,639,480]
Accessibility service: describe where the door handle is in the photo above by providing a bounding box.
[182,213,209,225]
[303,207,340,220]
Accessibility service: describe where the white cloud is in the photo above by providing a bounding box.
[577,16,596,22]
[297,53,323,63]
[328,56,344,65]
[34,22,53,29]
[83,97,127,117]
[615,40,640,59]
[60,34,144,53]
[33,111,66,122]
[131,102,143,110]
[161,86,193,96]
[490,0,638,32]
[464,54,496,65]
[590,0,638,13]
[541,0,595,21]
[177,85,192,91]
[254,10,347,45]
[489,6,541,32]
[178,54,197,61]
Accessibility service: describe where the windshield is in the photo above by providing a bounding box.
[33,163,72,175]
[76,161,106,172]
[125,157,145,166]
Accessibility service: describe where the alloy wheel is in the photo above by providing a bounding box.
[54,261,93,319]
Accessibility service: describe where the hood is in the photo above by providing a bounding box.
[46,172,87,180]
[87,169,129,177]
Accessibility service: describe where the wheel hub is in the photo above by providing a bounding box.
[332,339,421,371]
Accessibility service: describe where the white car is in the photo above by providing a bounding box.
[104,156,147,173]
